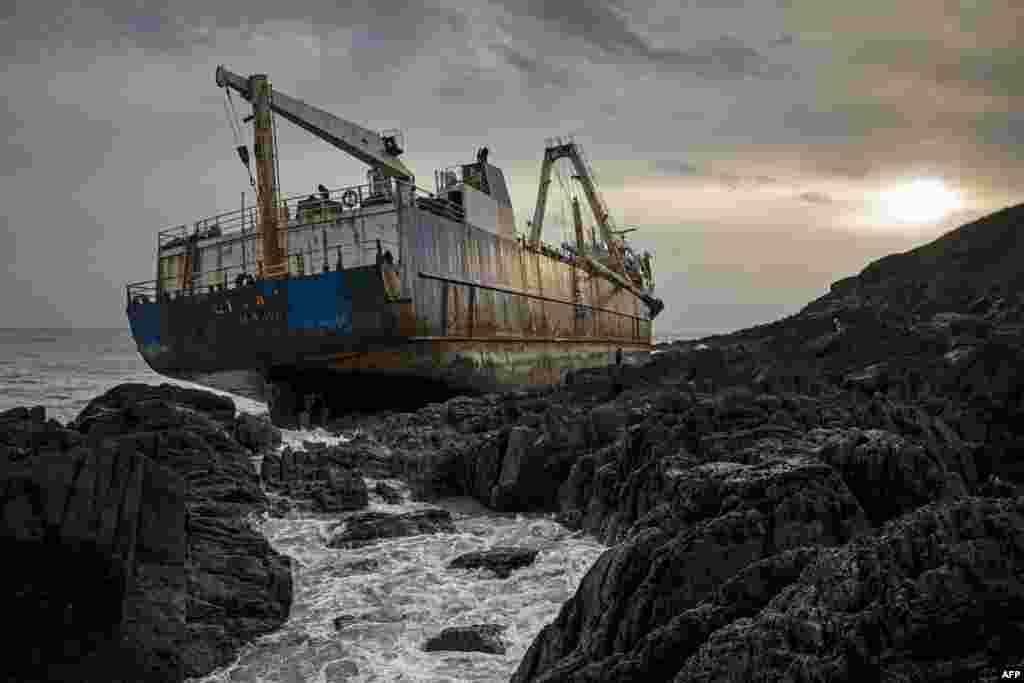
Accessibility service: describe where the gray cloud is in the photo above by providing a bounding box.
[433,64,506,104]
[0,0,466,60]
[670,110,706,122]
[779,103,910,141]
[649,35,790,80]
[650,159,783,190]
[491,43,574,89]
[491,0,787,80]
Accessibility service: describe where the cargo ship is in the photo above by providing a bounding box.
[125,66,664,427]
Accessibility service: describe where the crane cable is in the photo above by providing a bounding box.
[223,86,256,191]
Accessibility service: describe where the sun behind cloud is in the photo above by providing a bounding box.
[879,178,964,224]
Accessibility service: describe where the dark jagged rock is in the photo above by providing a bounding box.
[262,441,395,484]
[3,387,296,679]
[513,456,869,682]
[527,547,824,683]
[489,425,572,511]
[449,547,540,578]
[234,412,281,454]
[333,614,359,630]
[72,382,236,434]
[2,406,187,683]
[310,467,369,513]
[589,401,628,446]
[260,446,369,513]
[373,480,404,504]
[675,497,1024,682]
[423,624,508,654]
[810,426,968,525]
[1,385,293,683]
[0,405,82,459]
[325,508,455,548]
[74,384,292,679]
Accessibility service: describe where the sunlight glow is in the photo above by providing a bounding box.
[879,178,963,224]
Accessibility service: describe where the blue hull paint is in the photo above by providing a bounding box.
[284,270,354,332]
[127,301,161,346]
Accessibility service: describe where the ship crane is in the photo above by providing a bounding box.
[530,138,663,318]
[214,65,414,278]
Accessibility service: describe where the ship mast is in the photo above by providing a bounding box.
[249,74,284,279]
[215,65,416,280]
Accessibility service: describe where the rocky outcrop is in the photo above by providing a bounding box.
[676,496,1024,682]
[423,624,508,655]
[449,547,540,578]
[513,455,869,682]
[1,384,293,682]
[313,331,1017,679]
[500,203,1024,681]
[2,405,187,683]
[324,508,455,548]
[234,412,281,454]
[373,480,404,504]
[261,446,369,514]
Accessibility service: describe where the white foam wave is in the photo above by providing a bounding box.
[191,499,606,683]
[278,427,355,452]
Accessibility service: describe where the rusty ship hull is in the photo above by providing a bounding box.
[127,199,653,423]
[126,67,660,426]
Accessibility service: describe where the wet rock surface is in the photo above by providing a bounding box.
[449,547,540,578]
[675,496,1024,682]
[0,384,293,682]
[373,480,404,504]
[324,508,456,548]
[423,624,508,655]
[234,412,282,454]
[260,445,371,514]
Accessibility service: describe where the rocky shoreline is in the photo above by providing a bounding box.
[1,385,292,682]
[4,203,1024,681]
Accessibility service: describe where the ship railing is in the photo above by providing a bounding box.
[156,180,465,254]
[433,165,466,194]
[125,279,160,307]
[129,230,403,304]
[156,182,401,251]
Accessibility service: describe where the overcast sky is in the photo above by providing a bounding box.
[2,0,1021,335]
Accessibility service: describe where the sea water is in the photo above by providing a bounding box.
[193,479,605,682]
[0,328,266,421]
[1,328,609,683]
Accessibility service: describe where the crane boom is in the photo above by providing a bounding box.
[530,140,615,246]
[531,138,664,318]
[215,65,414,182]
